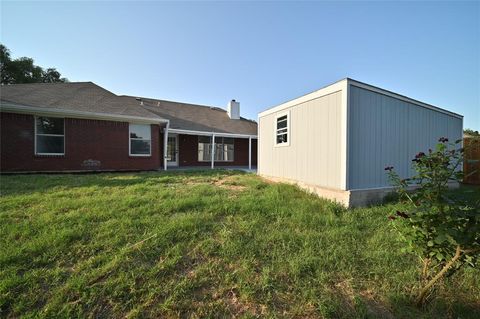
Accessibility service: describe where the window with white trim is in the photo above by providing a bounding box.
[198,136,234,162]
[35,116,65,155]
[215,137,234,161]
[198,136,212,161]
[275,113,289,146]
[129,124,151,156]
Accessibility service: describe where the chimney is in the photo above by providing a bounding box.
[227,99,240,119]
[136,97,144,106]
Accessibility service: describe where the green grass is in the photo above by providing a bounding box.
[1,170,479,318]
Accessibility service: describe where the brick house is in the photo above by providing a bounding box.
[0,82,257,172]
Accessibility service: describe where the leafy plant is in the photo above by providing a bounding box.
[385,137,480,306]
[0,43,68,84]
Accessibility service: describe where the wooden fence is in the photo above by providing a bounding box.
[463,137,480,185]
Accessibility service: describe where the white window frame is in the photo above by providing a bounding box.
[129,124,152,157]
[274,111,290,147]
[198,136,212,162]
[215,136,235,162]
[34,116,65,155]
[198,136,235,162]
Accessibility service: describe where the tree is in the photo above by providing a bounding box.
[464,129,480,137]
[0,44,68,84]
[1,44,13,83]
[385,138,479,306]
[42,68,67,83]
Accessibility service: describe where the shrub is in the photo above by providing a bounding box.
[385,138,480,306]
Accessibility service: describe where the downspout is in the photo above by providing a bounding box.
[163,121,170,171]
[248,136,252,170]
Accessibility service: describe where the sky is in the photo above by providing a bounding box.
[1,1,479,129]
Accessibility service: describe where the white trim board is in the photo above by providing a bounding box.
[258,79,346,118]
[168,128,257,139]
[340,80,349,190]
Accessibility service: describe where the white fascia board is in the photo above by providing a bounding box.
[0,103,169,124]
[258,78,348,118]
[347,79,463,119]
[168,128,257,139]
[340,80,349,190]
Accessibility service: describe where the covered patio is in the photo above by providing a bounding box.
[161,125,257,171]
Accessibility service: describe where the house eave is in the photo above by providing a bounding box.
[167,128,257,139]
[0,102,169,124]
[258,79,347,118]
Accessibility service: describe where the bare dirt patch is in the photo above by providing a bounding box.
[212,176,247,191]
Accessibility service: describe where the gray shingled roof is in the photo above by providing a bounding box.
[0,82,257,135]
[122,96,257,135]
[0,82,164,120]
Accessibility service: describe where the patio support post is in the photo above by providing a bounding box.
[163,122,169,171]
[211,134,215,169]
[248,137,252,170]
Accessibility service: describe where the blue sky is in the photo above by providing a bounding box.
[1,1,479,129]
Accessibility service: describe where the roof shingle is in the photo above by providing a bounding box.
[0,82,164,120]
[0,82,257,135]
[122,96,257,135]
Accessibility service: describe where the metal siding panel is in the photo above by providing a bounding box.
[348,86,463,189]
[350,87,360,187]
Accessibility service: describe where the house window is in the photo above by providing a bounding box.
[198,136,212,161]
[129,124,151,156]
[216,137,234,161]
[275,113,289,146]
[198,136,234,162]
[35,116,65,155]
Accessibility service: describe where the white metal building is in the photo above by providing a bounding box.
[257,78,463,207]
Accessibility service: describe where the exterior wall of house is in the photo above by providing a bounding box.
[0,112,161,172]
[175,134,257,167]
[258,90,344,190]
[347,84,463,190]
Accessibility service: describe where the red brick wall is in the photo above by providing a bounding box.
[176,134,257,167]
[0,112,161,172]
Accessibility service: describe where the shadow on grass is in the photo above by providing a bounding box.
[0,169,247,196]
[331,287,480,319]
[379,184,480,206]
[386,294,480,319]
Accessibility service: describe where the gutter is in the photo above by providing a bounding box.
[0,102,169,124]
[167,128,257,139]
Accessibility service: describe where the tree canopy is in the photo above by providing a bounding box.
[0,44,68,84]
[464,129,480,137]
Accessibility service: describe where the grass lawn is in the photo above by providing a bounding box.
[1,170,479,318]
